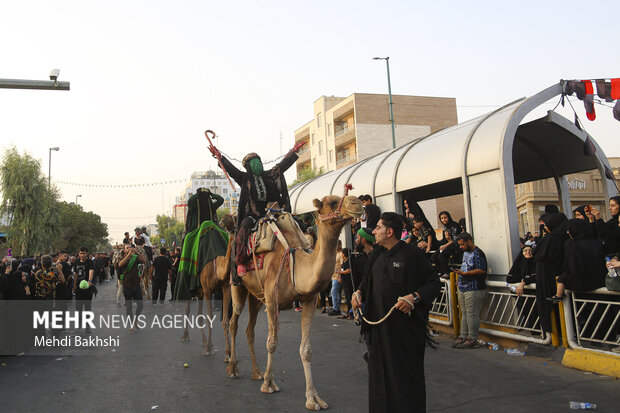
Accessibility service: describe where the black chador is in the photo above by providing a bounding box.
[534,212,568,332]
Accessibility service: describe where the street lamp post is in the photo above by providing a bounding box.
[373,57,396,149]
[75,194,82,205]
[48,147,60,189]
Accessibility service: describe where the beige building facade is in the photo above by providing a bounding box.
[293,93,458,177]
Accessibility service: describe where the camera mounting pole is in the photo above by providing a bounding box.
[0,78,70,90]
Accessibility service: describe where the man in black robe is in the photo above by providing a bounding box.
[208,141,304,280]
[353,212,440,413]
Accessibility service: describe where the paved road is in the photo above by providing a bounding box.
[1,281,619,412]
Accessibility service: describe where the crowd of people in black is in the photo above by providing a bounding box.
[0,227,183,336]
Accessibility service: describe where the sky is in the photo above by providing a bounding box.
[1,0,619,244]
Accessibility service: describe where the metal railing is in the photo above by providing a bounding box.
[479,280,550,344]
[335,125,349,137]
[428,274,620,354]
[429,278,452,326]
[336,155,355,166]
[563,288,620,354]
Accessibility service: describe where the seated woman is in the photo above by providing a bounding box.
[549,218,606,302]
[413,216,434,254]
[506,245,537,328]
[431,211,462,278]
[506,245,536,296]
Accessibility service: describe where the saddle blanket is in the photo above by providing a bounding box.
[237,253,265,277]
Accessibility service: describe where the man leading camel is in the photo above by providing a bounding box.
[352,212,440,413]
[208,140,304,282]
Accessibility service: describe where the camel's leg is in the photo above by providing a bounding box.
[227,285,247,378]
[198,294,205,347]
[181,301,191,342]
[246,294,264,380]
[202,292,215,355]
[300,296,328,410]
[222,285,231,363]
[260,300,280,394]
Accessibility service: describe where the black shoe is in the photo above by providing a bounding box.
[328,310,340,316]
[546,295,564,303]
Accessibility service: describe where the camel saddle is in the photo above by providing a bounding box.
[252,204,311,254]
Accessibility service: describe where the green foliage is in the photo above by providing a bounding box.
[216,207,231,223]
[53,202,110,253]
[290,166,324,187]
[0,147,60,255]
[155,214,184,248]
[0,147,109,255]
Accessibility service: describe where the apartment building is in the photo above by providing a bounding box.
[293,93,458,176]
[174,170,239,216]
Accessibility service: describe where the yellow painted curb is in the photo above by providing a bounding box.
[562,348,620,378]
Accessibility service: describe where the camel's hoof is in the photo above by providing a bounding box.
[226,363,239,378]
[223,354,230,363]
[305,395,328,411]
[260,379,280,393]
[251,370,263,381]
[181,336,190,343]
[202,347,215,356]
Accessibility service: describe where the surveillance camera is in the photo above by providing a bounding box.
[49,68,60,81]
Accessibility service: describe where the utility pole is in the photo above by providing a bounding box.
[373,57,396,149]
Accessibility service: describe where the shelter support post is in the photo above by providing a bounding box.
[449,271,460,337]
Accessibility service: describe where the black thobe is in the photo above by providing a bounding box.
[358,241,441,413]
[218,151,297,226]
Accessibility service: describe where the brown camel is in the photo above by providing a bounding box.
[180,215,237,362]
[227,194,363,410]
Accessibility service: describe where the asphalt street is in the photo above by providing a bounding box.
[1,281,619,413]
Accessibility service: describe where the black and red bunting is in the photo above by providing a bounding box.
[563,78,620,122]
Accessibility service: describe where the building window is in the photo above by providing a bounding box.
[329,150,333,163]
[327,123,331,136]
[317,113,322,127]
[312,158,316,171]
[223,188,228,194]
[319,140,324,155]
[311,133,315,145]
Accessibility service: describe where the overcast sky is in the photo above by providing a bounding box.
[1,0,619,243]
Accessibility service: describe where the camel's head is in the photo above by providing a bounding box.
[219,214,236,233]
[313,195,364,223]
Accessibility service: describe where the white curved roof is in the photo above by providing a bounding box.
[290,83,613,215]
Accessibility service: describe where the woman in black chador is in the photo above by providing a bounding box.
[534,212,568,333]
[549,218,606,301]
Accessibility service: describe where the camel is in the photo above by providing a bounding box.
[227,194,364,411]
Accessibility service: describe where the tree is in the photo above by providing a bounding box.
[52,202,109,253]
[154,214,185,249]
[0,147,60,255]
[289,166,324,187]
[216,207,231,223]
